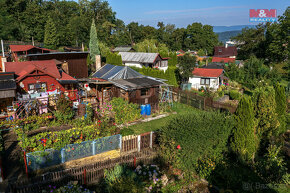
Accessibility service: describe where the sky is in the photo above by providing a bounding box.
[106,0,289,28]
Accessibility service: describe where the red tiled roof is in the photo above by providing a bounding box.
[212,57,235,63]
[10,45,35,52]
[214,46,237,57]
[59,71,76,81]
[5,60,75,82]
[192,68,224,78]
[9,45,53,52]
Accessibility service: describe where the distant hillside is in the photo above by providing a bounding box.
[216,30,242,43]
[213,25,256,33]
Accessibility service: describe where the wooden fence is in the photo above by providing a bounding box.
[176,90,237,113]
[122,132,156,153]
[9,132,158,193]
[9,150,157,193]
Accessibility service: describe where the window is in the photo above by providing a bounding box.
[200,78,210,85]
[141,88,150,96]
[28,82,47,92]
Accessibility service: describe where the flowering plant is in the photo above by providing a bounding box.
[42,183,92,193]
[135,164,162,192]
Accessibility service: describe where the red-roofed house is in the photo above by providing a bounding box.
[212,57,235,63]
[5,60,78,100]
[9,45,54,62]
[214,46,237,58]
[189,68,227,90]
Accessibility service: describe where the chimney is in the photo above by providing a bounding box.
[225,43,228,48]
[1,57,7,72]
[62,61,69,74]
[95,55,101,71]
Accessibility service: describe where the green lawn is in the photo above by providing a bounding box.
[123,103,200,135]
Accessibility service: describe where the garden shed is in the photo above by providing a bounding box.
[91,64,165,109]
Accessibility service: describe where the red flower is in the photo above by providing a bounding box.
[113,123,116,126]
[177,145,181,149]
[98,120,101,123]
[72,148,75,150]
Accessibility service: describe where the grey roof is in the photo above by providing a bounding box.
[0,72,16,91]
[110,77,163,91]
[92,64,144,80]
[113,46,134,52]
[92,64,165,90]
[119,52,159,64]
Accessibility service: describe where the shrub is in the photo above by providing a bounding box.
[104,164,143,193]
[255,144,288,183]
[111,97,141,125]
[230,96,258,163]
[274,84,287,136]
[159,110,234,173]
[229,90,241,100]
[55,94,74,123]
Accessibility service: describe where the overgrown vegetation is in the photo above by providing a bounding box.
[159,110,234,174]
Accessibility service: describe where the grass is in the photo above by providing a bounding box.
[125,103,200,135]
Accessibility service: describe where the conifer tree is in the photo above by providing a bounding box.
[230,96,257,163]
[89,19,100,63]
[253,87,279,141]
[274,84,287,136]
[44,17,59,49]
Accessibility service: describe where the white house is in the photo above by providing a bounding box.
[189,68,227,90]
[118,52,168,71]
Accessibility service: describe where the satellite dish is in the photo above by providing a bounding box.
[20,82,24,88]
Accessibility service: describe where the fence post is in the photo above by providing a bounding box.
[23,151,29,177]
[119,135,122,152]
[61,148,65,163]
[92,141,96,155]
[149,132,153,148]
[137,135,141,152]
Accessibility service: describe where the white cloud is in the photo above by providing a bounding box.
[145,5,246,15]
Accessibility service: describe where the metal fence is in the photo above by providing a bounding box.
[26,132,156,172]
[26,135,122,171]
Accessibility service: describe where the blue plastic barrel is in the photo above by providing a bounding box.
[145,104,151,116]
[140,105,146,115]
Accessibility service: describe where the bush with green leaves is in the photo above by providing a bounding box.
[274,84,287,136]
[55,94,75,123]
[230,96,258,163]
[253,86,279,141]
[255,144,288,183]
[103,164,143,193]
[111,97,141,125]
[229,90,241,100]
[159,110,234,173]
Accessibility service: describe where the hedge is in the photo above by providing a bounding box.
[131,66,178,87]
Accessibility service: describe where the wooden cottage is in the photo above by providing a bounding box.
[5,60,78,101]
[9,45,53,62]
[27,52,89,78]
[118,52,168,71]
[91,64,165,110]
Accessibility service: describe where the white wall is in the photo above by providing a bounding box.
[124,62,143,68]
[189,77,219,90]
[158,66,168,71]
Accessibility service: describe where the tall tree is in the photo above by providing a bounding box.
[89,19,100,63]
[230,96,257,163]
[177,53,196,82]
[44,17,59,49]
